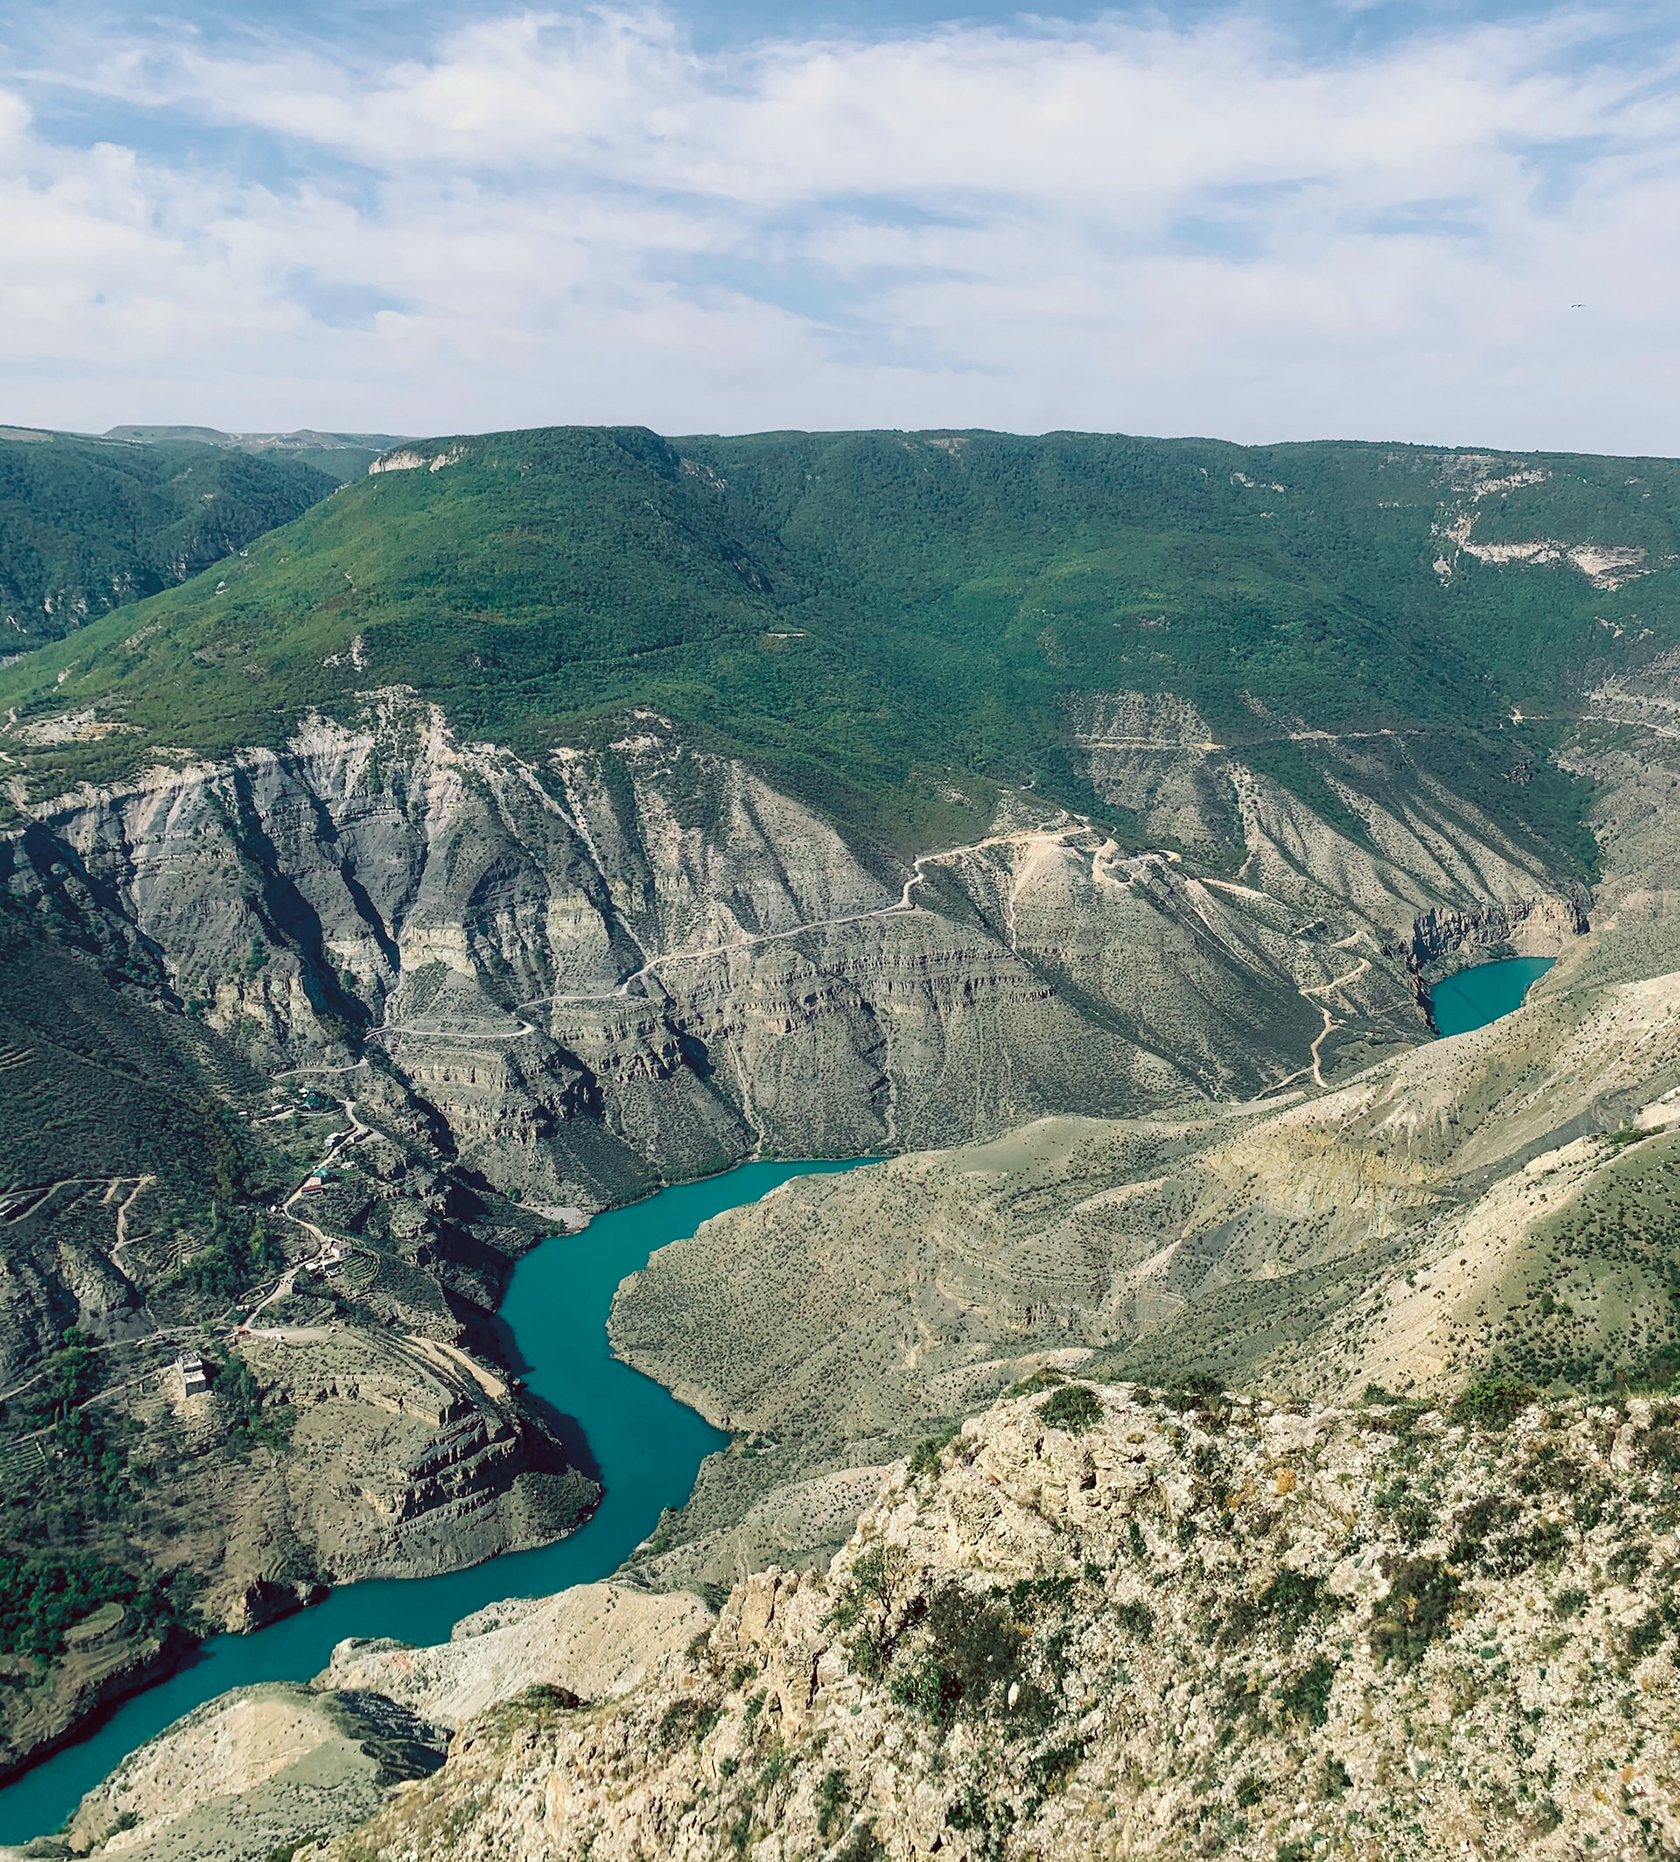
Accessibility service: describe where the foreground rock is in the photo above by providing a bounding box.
[11,1583,703,1862]
[302,1378,1680,1862]
[55,1683,447,1862]
[318,1583,711,1728]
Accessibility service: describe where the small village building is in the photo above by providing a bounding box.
[176,1353,209,1398]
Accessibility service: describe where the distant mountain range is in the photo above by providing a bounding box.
[99,426,411,482]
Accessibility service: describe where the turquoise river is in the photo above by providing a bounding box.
[1429,955,1555,1038]
[0,1158,868,1845]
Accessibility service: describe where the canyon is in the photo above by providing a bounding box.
[1,426,1677,1857]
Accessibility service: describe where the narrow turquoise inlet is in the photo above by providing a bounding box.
[0,1158,869,1844]
[1430,956,1555,1037]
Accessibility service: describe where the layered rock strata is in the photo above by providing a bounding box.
[1,694,1587,1212]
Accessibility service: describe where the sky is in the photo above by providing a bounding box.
[1,0,1677,451]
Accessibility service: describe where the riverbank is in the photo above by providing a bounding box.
[0,1160,869,1846]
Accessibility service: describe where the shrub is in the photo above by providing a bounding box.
[1025,1738,1084,1797]
[945,1787,1015,1862]
[1626,1612,1665,1660]
[1452,1379,1538,1430]
[888,1583,1023,1728]
[1164,1376,1228,1420]
[1447,1494,1517,1557]
[1256,1570,1329,1636]
[1003,1367,1065,1399]
[1397,1502,1435,1546]
[835,1822,884,1862]
[1278,1656,1335,1726]
[909,1421,961,1479]
[1370,1558,1459,1668]
[1038,1384,1102,1435]
[1486,1522,1567,1577]
[1114,1600,1154,1641]
[657,1696,722,1749]
[815,1768,850,1840]
[830,1544,898,1629]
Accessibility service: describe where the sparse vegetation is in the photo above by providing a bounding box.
[909,1420,961,1479]
[1370,1558,1460,1668]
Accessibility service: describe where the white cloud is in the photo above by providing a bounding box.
[1,5,1678,448]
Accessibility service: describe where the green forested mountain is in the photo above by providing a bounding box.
[0,429,339,653]
[3,425,1673,868]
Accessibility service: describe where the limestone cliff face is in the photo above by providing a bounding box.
[0,693,1583,1211]
[294,1380,1680,1862]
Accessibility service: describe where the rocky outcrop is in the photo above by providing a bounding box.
[318,1582,710,1728]
[0,1322,597,1787]
[219,1328,598,1601]
[293,1379,1680,1862]
[59,1682,448,1862]
[1407,893,1588,987]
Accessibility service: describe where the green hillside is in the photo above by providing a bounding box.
[4,425,1675,868]
[0,430,338,652]
[0,895,262,1216]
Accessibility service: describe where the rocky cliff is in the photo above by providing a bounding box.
[253,1377,1680,1862]
[1,692,1585,1216]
